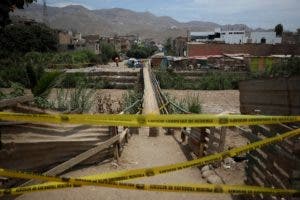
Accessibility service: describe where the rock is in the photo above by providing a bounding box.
[207,175,223,184]
[223,164,231,169]
[201,165,210,173]
[202,170,215,178]
[224,157,236,165]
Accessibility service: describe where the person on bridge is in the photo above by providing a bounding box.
[115,57,119,67]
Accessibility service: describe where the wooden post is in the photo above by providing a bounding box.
[218,127,227,153]
[129,127,139,135]
[207,127,215,155]
[0,128,2,150]
[114,144,120,163]
[198,128,206,157]
[166,128,175,135]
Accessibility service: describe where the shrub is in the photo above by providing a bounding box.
[100,42,118,64]
[126,44,157,59]
[122,89,143,114]
[0,23,58,54]
[264,57,300,77]
[155,70,247,90]
[180,95,202,113]
[32,72,61,97]
[53,83,94,113]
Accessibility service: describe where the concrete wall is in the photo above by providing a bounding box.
[187,43,300,57]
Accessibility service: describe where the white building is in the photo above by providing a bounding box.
[250,32,282,44]
[221,31,247,44]
[190,28,246,44]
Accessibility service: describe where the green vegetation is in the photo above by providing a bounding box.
[0,23,58,53]
[163,37,175,56]
[0,50,102,88]
[163,92,202,114]
[275,24,283,37]
[23,50,100,69]
[0,0,36,27]
[32,71,61,97]
[155,70,247,90]
[126,44,158,59]
[35,82,94,113]
[122,89,143,114]
[0,82,25,100]
[264,57,300,77]
[179,95,202,113]
[100,42,119,64]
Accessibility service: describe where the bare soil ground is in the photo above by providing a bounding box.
[163,90,240,114]
[162,89,248,187]
[16,131,232,200]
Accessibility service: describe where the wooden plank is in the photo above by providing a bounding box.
[0,122,26,126]
[21,133,120,186]
[218,127,226,153]
[119,128,129,143]
[248,154,288,188]
[0,95,34,109]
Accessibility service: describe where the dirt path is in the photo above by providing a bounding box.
[16,131,231,200]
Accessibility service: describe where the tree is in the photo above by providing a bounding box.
[275,24,283,37]
[164,37,175,56]
[0,0,36,27]
[0,23,58,53]
[100,42,118,64]
[126,44,157,59]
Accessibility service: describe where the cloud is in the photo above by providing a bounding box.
[46,0,92,9]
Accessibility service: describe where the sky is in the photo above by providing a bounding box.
[44,0,300,31]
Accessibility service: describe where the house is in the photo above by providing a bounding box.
[99,35,138,52]
[82,34,100,54]
[58,31,72,45]
[249,32,282,44]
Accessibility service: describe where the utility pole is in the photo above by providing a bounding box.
[43,0,49,26]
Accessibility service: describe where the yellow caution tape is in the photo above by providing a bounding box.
[1,128,299,196]
[0,112,299,127]
[0,169,299,196]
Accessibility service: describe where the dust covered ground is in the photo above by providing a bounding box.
[163,90,240,114]
[16,130,233,200]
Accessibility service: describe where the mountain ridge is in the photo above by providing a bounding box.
[12,3,269,42]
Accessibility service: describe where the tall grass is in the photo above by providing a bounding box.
[122,89,143,114]
[163,92,202,114]
[179,95,202,113]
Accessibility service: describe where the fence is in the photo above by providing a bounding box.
[239,77,300,200]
